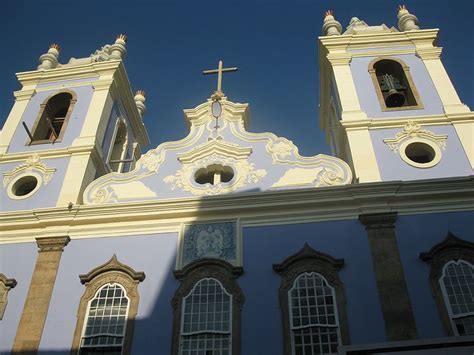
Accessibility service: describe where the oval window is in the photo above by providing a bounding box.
[404,142,436,164]
[11,175,39,197]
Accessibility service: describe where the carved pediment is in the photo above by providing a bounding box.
[178,139,252,163]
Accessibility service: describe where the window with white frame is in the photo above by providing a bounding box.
[289,272,340,355]
[439,260,474,335]
[180,278,232,355]
[79,283,129,354]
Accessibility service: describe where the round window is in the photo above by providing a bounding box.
[399,139,441,168]
[405,142,436,164]
[8,175,40,199]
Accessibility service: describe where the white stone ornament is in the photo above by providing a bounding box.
[322,10,342,36]
[383,121,447,168]
[83,97,352,204]
[3,154,57,199]
[397,5,420,31]
[38,44,60,70]
[134,90,146,118]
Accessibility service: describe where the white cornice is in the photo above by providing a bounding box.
[16,61,121,86]
[319,29,439,51]
[1,176,473,244]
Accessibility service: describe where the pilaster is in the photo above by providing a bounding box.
[359,212,418,341]
[12,236,70,354]
[417,52,470,115]
[0,89,37,155]
[345,128,381,182]
[56,153,96,206]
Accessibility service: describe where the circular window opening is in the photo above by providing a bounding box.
[12,176,39,197]
[404,142,436,164]
[195,164,234,185]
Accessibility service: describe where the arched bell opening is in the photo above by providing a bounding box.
[368,58,422,111]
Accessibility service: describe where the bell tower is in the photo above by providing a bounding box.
[319,7,473,183]
[0,35,149,212]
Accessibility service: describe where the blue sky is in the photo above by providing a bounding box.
[1,0,472,156]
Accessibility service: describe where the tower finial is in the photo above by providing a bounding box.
[397,5,420,31]
[38,43,60,70]
[322,10,342,36]
[116,34,128,43]
[134,90,146,118]
[109,34,128,60]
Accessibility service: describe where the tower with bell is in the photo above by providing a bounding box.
[0,35,149,211]
[319,6,473,183]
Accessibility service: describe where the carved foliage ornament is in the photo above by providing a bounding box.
[164,144,267,195]
[383,121,447,152]
[2,154,56,188]
[383,121,447,168]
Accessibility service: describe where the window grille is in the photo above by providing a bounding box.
[80,283,129,354]
[180,278,232,355]
[289,272,340,355]
[440,260,474,335]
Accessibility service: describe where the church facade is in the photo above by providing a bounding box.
[1,6,474,355]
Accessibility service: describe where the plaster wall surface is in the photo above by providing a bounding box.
[240,220,384,354]
[350,55,444,119]
[370,125,472,181]
[396,211,474,339]
[39,233,178,354]
[8,84,94,153]
[0,157,70,211]
[0,242,37,354]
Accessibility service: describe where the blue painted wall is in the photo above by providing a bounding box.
[370,125,472,181]
[8,84,94,154]
[0,157,71,211]
[39,233,178,354]
[350,54,444,118]
[396,211,474,338]
[0,242,37,354]
[240,220,385,354]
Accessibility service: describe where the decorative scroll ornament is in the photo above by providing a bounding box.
[383,121,447,152]
[267,138,296,162]
[164,153,266,196]
[2,154,56,187]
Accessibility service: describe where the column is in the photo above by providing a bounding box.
[359,212,418,340]
[12,236,70,353]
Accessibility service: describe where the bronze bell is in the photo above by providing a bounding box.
[380,74,406,108]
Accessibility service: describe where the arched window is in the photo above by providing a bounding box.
[368,58,422,111]
[439,260,474,335]
[80,283,129,353]
[30,91,76,144]
[420,232,474,336]
[289,272,340,354]
[180,278,232,354]
[71,255,145,355]
[172,259,244,355]
[273,244,349,355]
[108,120,129,173]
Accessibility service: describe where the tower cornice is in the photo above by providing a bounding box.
[319,28,439,51]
